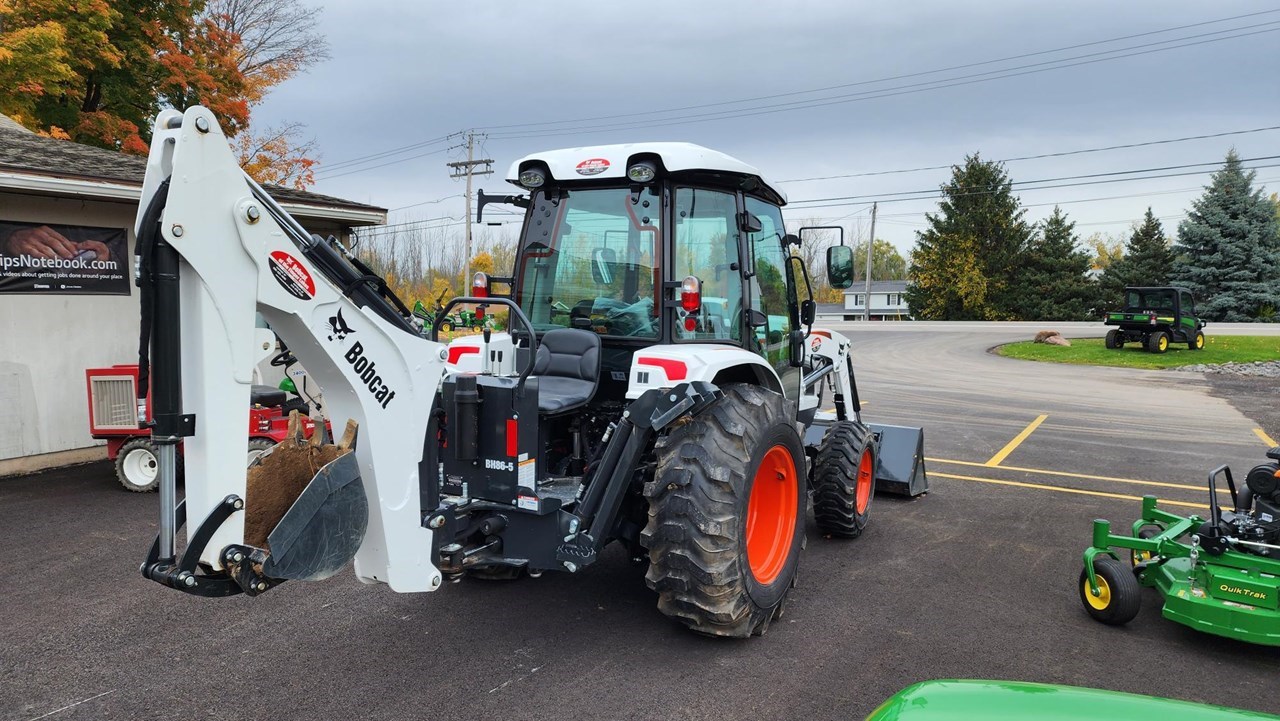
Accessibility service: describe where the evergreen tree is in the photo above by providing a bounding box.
[1172,151,1280,321]
[1021,207,1095,320]
[906,154,1033,319]
[1099,209,1174,310]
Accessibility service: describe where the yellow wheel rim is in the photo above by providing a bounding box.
[1132,550,1152,567]
[1196,335,1204,348]
[1084,575,1111,610]
[1158,336,1168,351]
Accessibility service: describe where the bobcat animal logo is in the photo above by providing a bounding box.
[328,308,355,341]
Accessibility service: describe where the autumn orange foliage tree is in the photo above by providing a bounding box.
[0,0,326,186]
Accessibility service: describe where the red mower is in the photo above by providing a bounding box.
[85,364,321,492]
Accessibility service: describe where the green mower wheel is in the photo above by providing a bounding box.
[1079,557,1141,626]
[1146,331,1169,354]
[1130,526,1161,568]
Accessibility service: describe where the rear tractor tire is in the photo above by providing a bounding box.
[1145,331,1169,354]
[642,383,806,638]
[1079,556,1141,626]
[811,421,876,539]
[1104,329,1123,349]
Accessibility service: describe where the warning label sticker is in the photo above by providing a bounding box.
[517,495,539,511]
[575,158,610,176]
[268,250,316,300]
[518,458,536,489]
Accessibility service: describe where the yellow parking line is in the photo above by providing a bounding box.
[932,471,1209,510]
[985,414,1048,466]
[928,457,1231,495]
[1255,428,1278,448]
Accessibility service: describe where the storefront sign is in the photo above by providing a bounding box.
[0,220,130,295]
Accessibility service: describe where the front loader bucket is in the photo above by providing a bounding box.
[245,414,368,581]
[869,424,928,497]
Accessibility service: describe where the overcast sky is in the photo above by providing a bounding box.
[252,1,1280,257]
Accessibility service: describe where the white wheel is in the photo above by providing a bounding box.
[115,438,160,492]
[247,438,276,466]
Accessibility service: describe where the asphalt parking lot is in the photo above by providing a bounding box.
[3,324,1279,721]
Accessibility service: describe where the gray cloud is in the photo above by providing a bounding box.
[251,0,1280,255]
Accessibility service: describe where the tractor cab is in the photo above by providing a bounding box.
[480,142,833,408]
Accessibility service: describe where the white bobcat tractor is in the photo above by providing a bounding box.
[133,107,926,637]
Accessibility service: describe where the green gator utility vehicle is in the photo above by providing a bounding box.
[1104,286,1206,353]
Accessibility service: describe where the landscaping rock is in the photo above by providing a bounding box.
[1034,330,1062,343]
[1174,360,1280,378]
[1043,334,1071,347]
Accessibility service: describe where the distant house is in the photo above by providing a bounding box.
[842,280,911,320]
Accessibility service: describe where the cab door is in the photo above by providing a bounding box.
[743,196,799,400]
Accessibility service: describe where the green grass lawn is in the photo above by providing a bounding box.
[995,335,1280,369]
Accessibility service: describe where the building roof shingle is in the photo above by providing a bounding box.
[0,123,386,216]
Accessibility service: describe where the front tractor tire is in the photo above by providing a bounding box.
[1190,330,1205,351]
[811,421,876,538]
[642,384,806,638]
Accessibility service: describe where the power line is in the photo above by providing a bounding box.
[388,194,464,212]
[786,162,1280,211]
[320,134,452,173]
[477,9,1280,133]
[776,125,1280,183]
[788,156,1280,207]
[483,24,1280,140]
[310,10,1280,174]
[315,147,448,181]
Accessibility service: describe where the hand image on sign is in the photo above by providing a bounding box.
[0,220,129,296]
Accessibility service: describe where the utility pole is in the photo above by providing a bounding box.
[446,131,493,289]
[862,202,877,322]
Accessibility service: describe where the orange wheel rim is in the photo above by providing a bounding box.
[746,445,798,585]
[855,448,874,514]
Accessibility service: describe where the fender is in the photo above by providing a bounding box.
[626,344,783,399]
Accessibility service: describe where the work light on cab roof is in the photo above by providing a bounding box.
[506,142,788,205]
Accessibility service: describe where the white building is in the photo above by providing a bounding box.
[0,117,386,476]
[842,280,911,320]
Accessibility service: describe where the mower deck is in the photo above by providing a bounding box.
[1083,496,1280,646]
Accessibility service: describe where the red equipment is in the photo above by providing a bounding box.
[85,364,319,492]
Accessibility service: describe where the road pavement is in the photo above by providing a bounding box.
[2,324,1278,720]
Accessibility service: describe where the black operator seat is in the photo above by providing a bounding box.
[533,328,601,414]
[250,384,287,408]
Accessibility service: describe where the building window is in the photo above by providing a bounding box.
[854,294,864,306]
[886,293,899,305]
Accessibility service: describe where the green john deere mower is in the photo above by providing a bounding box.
[1079,448,1280,645]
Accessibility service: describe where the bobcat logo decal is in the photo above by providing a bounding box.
[327,308,355,341]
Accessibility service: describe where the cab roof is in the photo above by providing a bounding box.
[506,142,788,205]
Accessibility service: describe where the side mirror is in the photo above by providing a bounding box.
[591,248,616,285]
[738,212,763,234]
[746,308,769,328]
[800,299,816,326]
[827,245,854,290]
[782,233,801,248]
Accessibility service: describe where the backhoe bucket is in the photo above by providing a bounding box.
[870,424,928,497]
[245,414,368,581]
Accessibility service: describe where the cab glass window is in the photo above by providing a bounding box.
[672,188,741,343]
